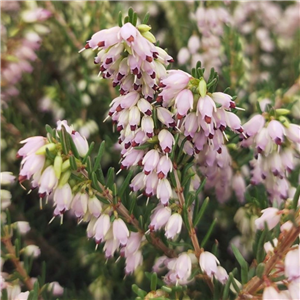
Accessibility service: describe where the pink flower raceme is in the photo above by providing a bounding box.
[82,22,173,100]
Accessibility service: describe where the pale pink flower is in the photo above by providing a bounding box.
[285,246,300,280]
[156,107,175,128]
[120,22,138,44]
[264,238,278,254]
[113,218,129,246]
[137,98,152,116]
[103,231,119,258]
[267,120,285,145]
[243,114,266,137]
[14,291,30,300]
[53,183,73,213]
[280,221,294,233]
[262,286,281,300]
[142,149,160,175]
[158,129,175,153]
[184,112,198,139]
[214,266,228,284]
[144,172,159,197]
[175,89,194,119]
[152,256,167,273]
[288,279,300,299]
[156,156,172,179]
[72,132,88,157]
[197,95,216,124]
[255,208,281,230]
[38,166,58,196]
[225,111,243,133]
[88,26,121,49]
[199,251,219,277]
[121,149,144,170]
[48,282,64,296]
[15,221,30,234]
[125,232,143,254]
[0,172,15,185]
[125,250,143,274]
[23,245,41,257]
[18,136,45,157]
[130,172,146,192]
[173,253,192,281]
[71,193,88,218]
[165,213,182,239]
[88,196,102,218]
[93,214,111,243]
[141,116,154,138]
[157,178,172,205]
[286,123,300,144]
[19,154,45,182]
[177,47,190,65]
[149,206,171,231]
[188,35,201,54]
[211,92,235,110]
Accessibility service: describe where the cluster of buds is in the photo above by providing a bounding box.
[241,109,300,203]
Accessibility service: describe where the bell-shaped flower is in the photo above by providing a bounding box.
[212,92,235,110]
[144,172,159,197]
[286,123,300,144]
[38,165,58,197]
[197,95,216,124]
[88,196,102,218]
[19,154,45,181]
[175,89,194,119]
[93,214,111,244]
[285,246,300,280]
[142,149,160,175]
[48,282,64,296]
[141,116,154,138]
[158,129,175,153]
[88,26,120,49]
[120,22,138,44]
[214,266,228,284]
[157,155,172,179]
[103,228,119,258]
[15,221,31,234]
[130,172,146,192]
[125,250,143,275]
[199,251,219,278]
[121,149,144,170]
[18,136,45,157]
[152,256,167,273]
[225,111,243,133]
[165,213,182,239]
[232,173,246,203]
[0,172,15,186]
[243,114,265,137]
[255,127,272,154]
[137,98,152,116]
[255,208,281,230]
[262,287,281,300]
[184,112,198,139]
[113,218,129,246]
[149,206,171,231]
[23,245,41,258]
[53,183,73,213]
[174,253,192,281]
[267,120,285,145]
[72,131,89,158]
[125,232,143,255]
[72,193,88,218]
[157,107,175,128]
[157,178,172,205]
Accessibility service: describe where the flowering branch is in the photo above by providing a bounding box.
[238,214,300,299]
[1,234,34,291]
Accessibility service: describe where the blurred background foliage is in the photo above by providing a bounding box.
[1,1,299,299]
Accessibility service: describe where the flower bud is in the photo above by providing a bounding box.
[141,31,156,43]
[198,78,207,98]
[72,132,89,157]
[23,245,41,257]
[54,155,63,179]
[35,143,56,155]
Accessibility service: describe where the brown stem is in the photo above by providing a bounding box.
[173,169,202,258]
[237,217,300,299]
[1,236,34,291]
[173,170,213,292]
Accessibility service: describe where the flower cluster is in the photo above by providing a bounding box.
[1,3,51,103]
[241,111,300,203]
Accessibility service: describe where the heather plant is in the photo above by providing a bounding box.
[1,2,300,300]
